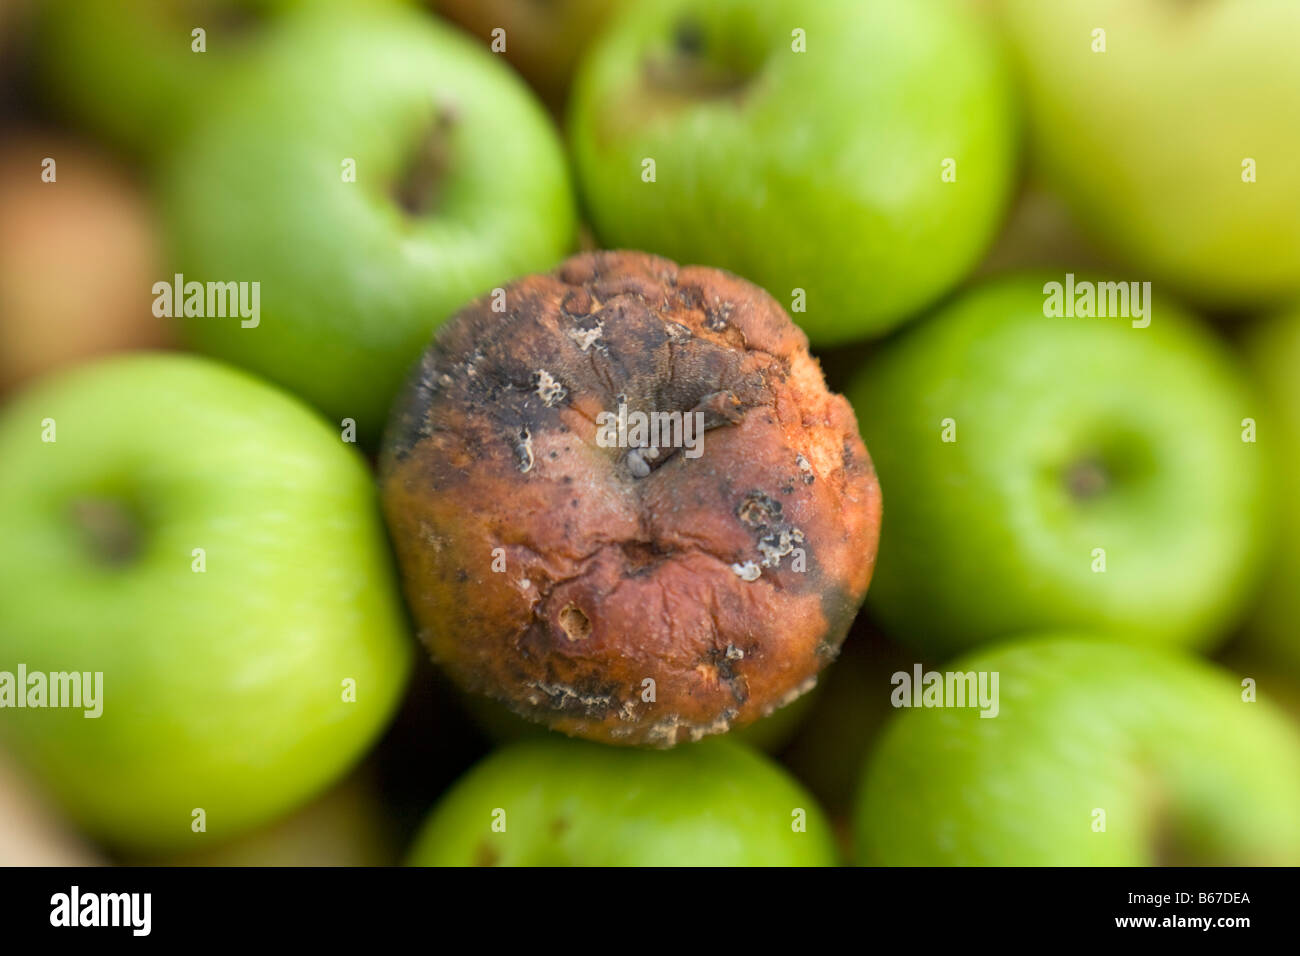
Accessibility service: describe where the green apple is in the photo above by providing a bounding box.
[847,275,1269,656]
[568,0,1017,344]
[433,0,630,111]
[408,736,836,865]
[995,0,1300,308]
[855,636,1300,865]
[160,2,576,442]
[0,132,173,395]
[30,0,317,158]
[0,354,412,851]
[1242,308,1300,673]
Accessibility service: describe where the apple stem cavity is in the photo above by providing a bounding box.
[69,497,141,566]
[645,20,754,102]
[1063,458,1111,501]
[395,107,458,218]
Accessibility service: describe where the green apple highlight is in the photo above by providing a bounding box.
[848,276,1268,656]
[996,0,1300,307]
[161,2,576,442]
[408,737,836,866]
[856,636,1300,865]
[568,0,1017,343]
[0,354,411,850]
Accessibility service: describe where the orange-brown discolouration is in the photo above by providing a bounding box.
[381,251,882,747]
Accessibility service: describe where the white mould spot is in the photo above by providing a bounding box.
[796,453,815,483]
[758,527,804,568]
[725,644,745,661]
[534,369,567,406]
[731,561,761,582]
[567,320,604,352]
[627,448,652,479]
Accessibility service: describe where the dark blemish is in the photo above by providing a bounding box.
[737,490,782,529]
[456,568,469,583]
[515,426,534,473]
[475,842,500,867]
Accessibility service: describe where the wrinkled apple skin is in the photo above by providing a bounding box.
[382,251,881,747]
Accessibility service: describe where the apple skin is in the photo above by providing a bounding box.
[433,0,630,111]
[995,0,1300,308]
[408,736,837,865]
[1242,309,1300,674]
[160,2,576,443]
[460,681,819,754]
[855,636,1300,865]
[29,0,313,158]
[0,354,412,851]
[0,132,173,395]
[568,0,1017,344]
[847,276,1269,657]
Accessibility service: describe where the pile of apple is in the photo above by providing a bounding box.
[1,0,1298,867]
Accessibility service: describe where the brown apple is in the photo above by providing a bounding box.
[0,132,173,394]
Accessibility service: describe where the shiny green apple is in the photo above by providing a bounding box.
[0,354,412,850]
[409,736,836,865]
[569,0,1017,343]
[856,636,1300,865]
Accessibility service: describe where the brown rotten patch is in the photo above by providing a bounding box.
[380,251,881,747]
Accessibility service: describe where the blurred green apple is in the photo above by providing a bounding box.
[434,0,630,110]
[848,276,1269,656]
[161,2,576,442]
[408,736,836,865]
[0,354,412,851]
[856,636,1300,865]
[1242,308,1300,673]
[30,0,318,157]
[996,0,1300,308]
[569,0,1017,344]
